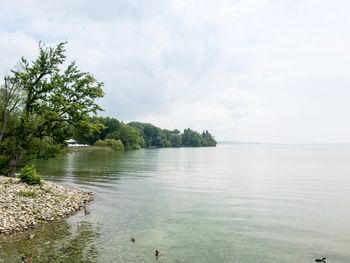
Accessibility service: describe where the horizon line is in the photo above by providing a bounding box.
[218,141,350,145]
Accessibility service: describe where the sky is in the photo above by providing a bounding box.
[1,0,350,143]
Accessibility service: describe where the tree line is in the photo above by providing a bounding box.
[74,118,217,149]
[0,42,216,177]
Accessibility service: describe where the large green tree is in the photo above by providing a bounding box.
[181,128,202,147]
[0,42,104,176]
[108,123,144,149]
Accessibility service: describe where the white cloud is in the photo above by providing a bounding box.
[1,0,350,143]
[0,31,37,77]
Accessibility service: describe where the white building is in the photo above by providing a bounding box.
[65,139,89,147]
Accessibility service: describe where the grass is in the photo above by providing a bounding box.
[18,189,38,198]
[3,178,14,184]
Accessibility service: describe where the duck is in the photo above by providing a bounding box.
[131,237,135,243]
[26,233,35,239]
[21,255,32,263]
[155,250,164,257]
[315,257,326,262]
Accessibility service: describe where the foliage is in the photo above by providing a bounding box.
[74,117,119,144]
[201,130,217,146]
[18,189,38,198]
[0,42,104,176]
[129,122,179,147]
[74,117,217,149]
[112,123,144,149]
[181,129,199,146]
[74,118,216,149]
[0,76,23,144]
[169,134,181,147]
[19,165,41,185]
[94,138,124,151]
[130,122,216,148]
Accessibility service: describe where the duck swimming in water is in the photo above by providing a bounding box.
[315,257,326,262]
[21,255,32,263]
[155,250,164,258]
[26,233,34,239]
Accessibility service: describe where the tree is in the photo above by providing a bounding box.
[0,42,104,176]
[128,122,156,147]
[0,76,22,144]
[181,128,202,147]
[116,124,144,149]
[201,130,217,146]
[169,133,181,147]
[74,116,120,144]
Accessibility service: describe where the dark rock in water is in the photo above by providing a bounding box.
[84,206,91,215]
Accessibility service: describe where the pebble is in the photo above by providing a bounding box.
[0,179,94,235]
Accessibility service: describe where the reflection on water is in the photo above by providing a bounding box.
[0,214,101,263]
[1,145,350,262]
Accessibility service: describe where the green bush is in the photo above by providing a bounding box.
[109,139,124,151]
[95,139,124,151]
[20,165,42,185]
[94,139,106,146]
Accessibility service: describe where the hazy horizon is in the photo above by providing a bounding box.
[218,141,350,145]
[1,0,350,143]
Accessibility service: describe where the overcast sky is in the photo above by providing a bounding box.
[1,0,350,143]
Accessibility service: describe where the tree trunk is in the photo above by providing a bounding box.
[7,153,19,177]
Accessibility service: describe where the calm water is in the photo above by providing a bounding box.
[1,144,350,262]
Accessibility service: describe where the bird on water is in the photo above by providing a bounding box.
[315,257,326,262]
[21,255,32,263]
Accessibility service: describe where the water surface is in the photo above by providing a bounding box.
[1,145,350,262]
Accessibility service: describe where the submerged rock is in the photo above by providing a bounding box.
[0,179,94,235]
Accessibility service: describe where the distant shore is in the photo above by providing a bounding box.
[68,145,217,153]
[0,177,93,235]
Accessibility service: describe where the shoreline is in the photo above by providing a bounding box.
[68,145,114,152]
[0,177,93,235]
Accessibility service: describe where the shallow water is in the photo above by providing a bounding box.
[1,144,350,262]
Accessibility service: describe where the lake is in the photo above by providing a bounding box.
[1,144,350,262]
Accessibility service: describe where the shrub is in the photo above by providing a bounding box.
[18,189,38,198]
[95,139,124,151]
[20,165,42,185]
[94,139,107,147]
[108,139,124,151]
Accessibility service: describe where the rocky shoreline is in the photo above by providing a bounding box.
[0,177,93,235]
